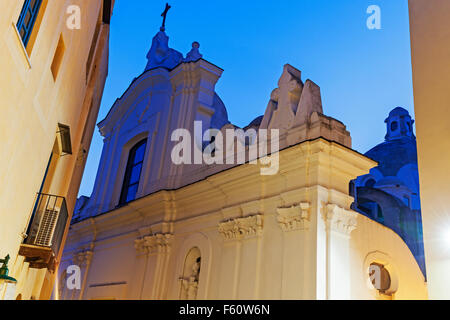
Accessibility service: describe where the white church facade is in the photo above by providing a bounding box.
[59,21,428,300]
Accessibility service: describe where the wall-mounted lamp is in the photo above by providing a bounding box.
[0,255,17,294]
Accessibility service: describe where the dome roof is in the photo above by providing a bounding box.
[365,137,418,177]
[244,115,263,130]
[375,176,408,188]
[388,107,410,117]
[210,93,230,129]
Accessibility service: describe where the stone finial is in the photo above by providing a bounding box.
[260,64,303,131]
[184,42,203,63]
[145,30,183,71]
[260,64,352,148]
[293,79,323,126]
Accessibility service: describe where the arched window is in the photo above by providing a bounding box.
[390,121,398,132]
[119,139,147,205]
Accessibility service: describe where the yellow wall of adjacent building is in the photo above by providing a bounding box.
[409,0,450,300]
[0,0,113,300]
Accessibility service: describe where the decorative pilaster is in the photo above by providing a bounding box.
[322,203,357,299]
[134,233,174,299]
[135,233,173,254]
[277,202,311,231]
[218,214,263,240]
[71,249,94,300]
[324,204,357,235]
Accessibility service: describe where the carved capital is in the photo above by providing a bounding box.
[135,233,173,254]
[218,214,263,240]
[324,204,357,235]
[277,202,310,231]
[73,250,93,267]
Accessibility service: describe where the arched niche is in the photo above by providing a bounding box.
[179,247,201,300]
[173,233,212,300]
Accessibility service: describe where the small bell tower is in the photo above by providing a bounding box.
[385,107,415,141]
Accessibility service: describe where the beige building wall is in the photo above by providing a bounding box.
[62,139,427,300]
[0,0,113,300]
[409,0,450,299]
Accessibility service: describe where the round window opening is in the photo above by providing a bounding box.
[369,262,391,294]
[390,121,398,132]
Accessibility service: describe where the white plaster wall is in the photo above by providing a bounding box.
[350,214,427,299]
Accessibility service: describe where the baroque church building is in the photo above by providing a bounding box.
[59,23,427,300]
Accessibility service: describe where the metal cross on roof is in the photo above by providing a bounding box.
[161,3,171,31]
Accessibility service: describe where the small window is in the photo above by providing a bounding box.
[51,35,65,80]
[16,0,43,48]
[57,123,72,155]
[390,121,398,132]
[349,180,355,196]
[119,139,147,205]
[369,262,391,294]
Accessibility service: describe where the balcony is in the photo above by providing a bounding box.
[19,193,69,272]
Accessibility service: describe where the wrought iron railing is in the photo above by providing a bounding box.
[24,193,69,256]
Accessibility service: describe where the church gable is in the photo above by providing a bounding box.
[98,70,172,137]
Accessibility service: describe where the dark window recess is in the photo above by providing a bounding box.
[390,121,398,131]
[369,262,392,294]
[102,0,113,24]
[349,180,355,197]
[365,179,376,188]
[51,35,65,80]
[57,124,72,155]
[119,139,147,205]
[86,18,101,82]
[17,0,43,47]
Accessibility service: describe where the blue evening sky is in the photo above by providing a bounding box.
[78,0,413,197]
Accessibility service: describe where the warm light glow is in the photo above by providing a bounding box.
[53,267,60,301]
[444,229,450,247]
